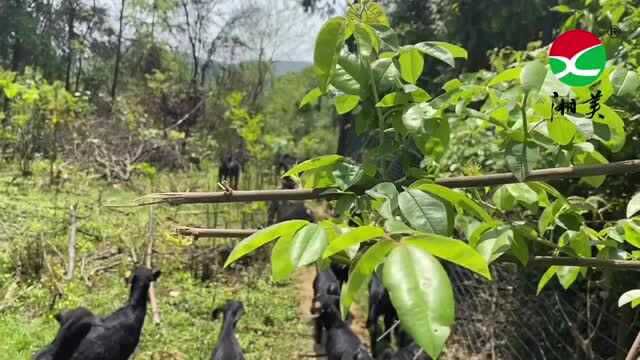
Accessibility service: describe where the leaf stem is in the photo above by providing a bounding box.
[364,49,386,179]
[521,91,530,181]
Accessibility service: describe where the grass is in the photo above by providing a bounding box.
[0,161,313,359]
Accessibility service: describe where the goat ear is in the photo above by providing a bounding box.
[152,270,162,281]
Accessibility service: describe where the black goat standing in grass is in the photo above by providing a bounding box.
[267,176,315,225]
[37,266,161,360]
[34,307,97,360]
[274,153,297,176]
[311,294,372,360]
[378,329,430,360]
[219,153,241,190]
[367,272,398,358]
[311,267,341,346]
[210,300,245,360]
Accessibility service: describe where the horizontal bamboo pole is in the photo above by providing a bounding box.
[438,159,640,188]
[176,227,640,271]
[176,227,258,238]
[137,160,640,206]
[526,256,640,271]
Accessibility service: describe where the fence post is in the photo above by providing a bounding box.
[146,205,161,324]
[65,203,78,280]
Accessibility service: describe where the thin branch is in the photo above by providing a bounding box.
[525,256,640,271]
[176,227,258,238]
[131,160,640,206]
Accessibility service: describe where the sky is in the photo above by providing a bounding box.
[97,0,345,63]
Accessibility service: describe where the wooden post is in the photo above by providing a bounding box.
[625,329,640,360]
[65,203,78,280]
[146,206,161,324]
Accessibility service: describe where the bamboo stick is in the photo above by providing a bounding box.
[135,160,640,206]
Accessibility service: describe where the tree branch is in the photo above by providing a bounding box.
[133,160,640,206]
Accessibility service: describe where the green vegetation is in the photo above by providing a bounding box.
[0,163,311,359]
[226,1,640,359]
[2,0,640,358]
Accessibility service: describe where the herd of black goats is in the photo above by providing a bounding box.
[33,152,430,360]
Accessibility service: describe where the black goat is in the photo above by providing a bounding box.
[59,266,161,360]
[367,272,398,357]
[330,262,349,289]
[311,294,372,360]
[219,154,241,189]
[311,267,341,345]
[188,153,202,171]
[377,342,429,360]
[211,300,245,360]
[274,153,297,176]
[34,308,97,360]
[267,176,314,225]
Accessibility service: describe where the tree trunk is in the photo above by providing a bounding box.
[111,0,126,104]
[64,0,76,91]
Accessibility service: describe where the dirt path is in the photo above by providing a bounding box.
[294,267,371,358]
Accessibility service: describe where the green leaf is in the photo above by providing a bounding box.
[443,79,463,93]
[551,5,574,13]
[505,183,538,206]
[383,244,454,359]
[520,61,547,92]
[398,189,449,235]
[548,116,577,146]
[331,64,362,95]
[376,92,409,108]
[224,220,309,267]
[335,95,360,114]
[399,48,424,84]
[593,104,625,153]
[511,231,530,266]
[341,240,395,317]
[402,84,431,102]
[425,41,468,60]
[557,265,580,289]
[528,182,568,205]
[353,23,380,57]
[627,193,640,218]
[299,88,323,108]
[610,68,640,97]
[619,290,640,308]
[492,186,516,212]
[271,224,328,281]
[506,143,539,182]
[624,222,640,249]
[413,117,450,160]
[573,150,608,188]
[407,234,491,279]
[347,2,390,26]
[539,200,564,234]
[384,219,415,235]
[414,42,462,67]
[469,222,497,248]
[476,227,513,263]
[488,67,522,87]
[322,226,385,258]
[3,83,21,99]
[403,103,438,133]
[411,182,493,223]
[284,155,344,177]
[537,266,558,294]
[314,17,347,92]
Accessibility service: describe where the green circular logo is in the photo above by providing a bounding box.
[548,29,607,87]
